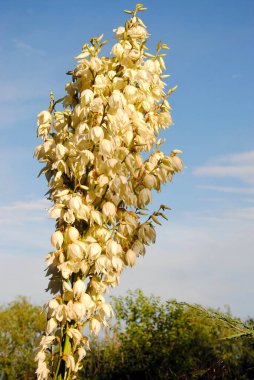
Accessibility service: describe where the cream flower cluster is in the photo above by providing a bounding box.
[35,4,182,380]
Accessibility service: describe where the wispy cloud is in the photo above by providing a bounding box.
[194,151,254,185]
[0,199,50,225]
[198,185,254,195]
[1,199,49,212]
[226,207,254,221]
[0,199,52,254]
[13,38,45,56]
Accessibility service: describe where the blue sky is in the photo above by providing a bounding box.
[0,0,253,318]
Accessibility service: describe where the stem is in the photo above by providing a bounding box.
[54,330,71,380]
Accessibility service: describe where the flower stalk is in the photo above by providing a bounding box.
[35,3,182,379]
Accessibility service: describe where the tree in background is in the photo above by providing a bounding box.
[1,293,254,379]
[35,3,182,379]
[80,290,254,380]
[0,297,45,380]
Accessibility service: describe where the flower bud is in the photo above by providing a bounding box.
[36,360,49,379]
[66,226,80,242]
[50,231,64,249]
[126,249,136,267]
[143,174,156,190]
[128,48,140,61]
[100,139,114,157]
[124,85,137,103]
[142,100,152,112]
[81,89,94,105]
[95,255,111,274]
[55,144,66,159]
[89,57,102,72]
[171,155,183,172]
[67,327,82,343]
[69,196,82,213]
[138,188,152,207]
[35,350,46,362]
[67,243,83,260]
[78,347,86,361]
[73,302,86,320]
[106,239,121,257]
[112,256,123,272]
[91,210,103,226]
[111,43,124,58]
[132,240,145,255]
[100,302,114,318]
[63,210,75,224]
[73,279,86,299]
[102,202,116,218]
[109,90,122,110]
[46,318,57,335]
[48,299,59,310]
[88,243,102,260]
[127,25,147,38]
[89,126,104,142]
[114,26,125,37]
[158,112,172,128]
[66,355,76,372]
[49,205,63,219]
[63,281,73,292]
[37,110,51,125]
[77,204,89,221]
[55,304,66,322]
[89,318,101,335]
[138,224,156,244]
[80,261,90,275]
[80,293,94,310]
[123,130,133,146]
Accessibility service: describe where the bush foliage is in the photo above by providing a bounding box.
[1,291,254,379]
[80,290,254,379]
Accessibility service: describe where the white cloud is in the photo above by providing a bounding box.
[198,185,254,195]
[0,199,53,254]
[13,39,44,56]
[226,207,254,221]
[194,151,254,184]
[243,198,254,203]
[0,199,50,225]
[225,151,254,164]
[1,199,48,211]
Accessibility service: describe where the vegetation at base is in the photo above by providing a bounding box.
[0,297,45,380]
[1,290,254,379]
[80,290,254,379]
